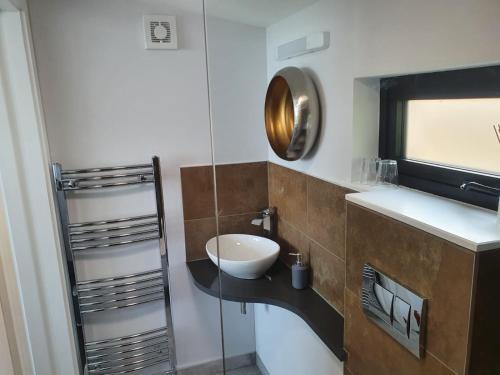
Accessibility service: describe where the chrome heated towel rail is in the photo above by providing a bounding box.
[51,156,176,375]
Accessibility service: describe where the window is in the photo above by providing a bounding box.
[379,66,500,210]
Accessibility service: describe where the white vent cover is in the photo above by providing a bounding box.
[143,15,177,50]
[277,32,330,60]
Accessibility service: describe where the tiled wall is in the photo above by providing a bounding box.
[181,161,352,314]
[268,163,353,314]
[345,202,475,375]
[182,163,500,373]
[180,162,268,262]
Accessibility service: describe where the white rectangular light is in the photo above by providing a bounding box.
[276,32,330,61]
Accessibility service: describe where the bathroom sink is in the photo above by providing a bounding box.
[206,234,280,279]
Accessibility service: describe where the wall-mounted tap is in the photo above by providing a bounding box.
[461,181,500,222]
[251,207,276,239]
[460,181,500,196]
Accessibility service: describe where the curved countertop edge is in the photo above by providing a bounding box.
[187,259,346,362]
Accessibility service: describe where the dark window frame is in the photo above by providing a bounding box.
[379,65,500,210]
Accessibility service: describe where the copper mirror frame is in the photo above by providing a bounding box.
[265,67,320,161]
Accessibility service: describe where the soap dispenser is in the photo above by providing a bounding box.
[289,252,309,290]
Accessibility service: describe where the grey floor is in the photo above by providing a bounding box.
[215,365,262,375]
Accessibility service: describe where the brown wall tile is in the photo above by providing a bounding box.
[181,162,269,262]
[184,217,216,262]
[307,176,352,260]
[469,249,500,375]
[183,161,348,319]
[268,163,307,229]
[219,213,263,236]
[346,203,474,374]
[215,162,268,216]
[180,166,215,220]
[276,218,310,266]
[345,289,456,375]
[269,163,349,312]
[310,240,345,314]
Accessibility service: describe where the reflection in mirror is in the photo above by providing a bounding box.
[265,67,320,161]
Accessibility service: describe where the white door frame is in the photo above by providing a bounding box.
[0,1,80,374]
[0,183,21,375]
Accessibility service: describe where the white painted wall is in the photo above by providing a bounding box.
[266,0,355,182]
[28,0,255,369]
[353,0,500,78]
[206,16,268,165]
[0,0,26,12]
[255,304,343,375]
[266,0,500,183]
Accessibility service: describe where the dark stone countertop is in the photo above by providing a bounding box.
[187,259,346,362]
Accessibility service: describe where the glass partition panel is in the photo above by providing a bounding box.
[203,1,322,374]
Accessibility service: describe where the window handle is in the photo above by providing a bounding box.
[460,182,500,196]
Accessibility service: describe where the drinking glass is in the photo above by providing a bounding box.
[376,159,399,186]
[359,157,380,185]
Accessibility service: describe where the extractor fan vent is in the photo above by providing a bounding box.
[144,15,177,50]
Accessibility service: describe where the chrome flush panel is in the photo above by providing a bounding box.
[361,264,426,358]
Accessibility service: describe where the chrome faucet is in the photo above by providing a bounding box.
[251,207,276,238]
[460,181,500,196]
[461,181,500,222]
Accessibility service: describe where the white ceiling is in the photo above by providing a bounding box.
[206,0,319,28]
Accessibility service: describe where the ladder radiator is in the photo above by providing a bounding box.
[51,156,176,375]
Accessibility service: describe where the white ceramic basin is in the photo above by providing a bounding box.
[206,234,280,279]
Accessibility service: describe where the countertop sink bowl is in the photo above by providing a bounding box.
[206,234,280,279]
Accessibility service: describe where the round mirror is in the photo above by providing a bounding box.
[264,67,320,161]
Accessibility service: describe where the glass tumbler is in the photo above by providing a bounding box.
[376,159,399,186]
[360,157,380,185]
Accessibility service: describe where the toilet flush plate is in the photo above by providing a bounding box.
[361,263,426,359]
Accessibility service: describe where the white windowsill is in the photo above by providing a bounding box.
[345,185,500,252]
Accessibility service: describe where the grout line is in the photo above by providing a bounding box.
[306,172,309,236]
[218,212,261,219]
[265,161,270,207]
[179,160,268,170]
[277,217,346,315]
[308,236,346,263]
[267,161,271,208]
[267,161,357,193]
[184,217,216,223]
[424,350,460,375]
[279,216,346,263]
[311,284,345,317]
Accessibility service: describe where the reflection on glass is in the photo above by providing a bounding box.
[405,98,500,175]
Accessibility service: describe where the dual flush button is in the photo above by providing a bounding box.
[362,264,426,358]
[373,283,411,337]
[393,295,411,337]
